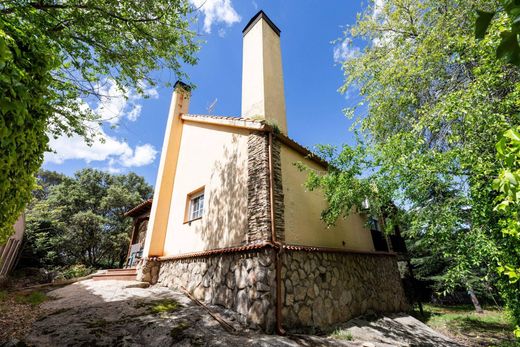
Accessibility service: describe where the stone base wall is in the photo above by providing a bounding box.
[136,259,160,284]
[281,250,409,331]
[157,248,277,332]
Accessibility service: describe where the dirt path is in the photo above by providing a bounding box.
[18,280,459,346]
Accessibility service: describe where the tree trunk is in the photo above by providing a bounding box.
[468,286,483,313]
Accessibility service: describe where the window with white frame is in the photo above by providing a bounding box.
[186,188,204,222]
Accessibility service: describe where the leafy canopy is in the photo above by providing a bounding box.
[0,0,200,242]
[303,0,520,330]
[24,169,152,269]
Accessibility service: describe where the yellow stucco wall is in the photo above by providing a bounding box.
[143,87,189,257]
[162,122,250,256]
[281,144,375,251]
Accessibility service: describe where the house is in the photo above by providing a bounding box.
[124,199,152,268]
[137,11,408,333]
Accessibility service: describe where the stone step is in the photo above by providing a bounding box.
[91,273,137,281]
[105,268,137,275]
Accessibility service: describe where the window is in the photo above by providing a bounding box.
[369,217,389,252]
[185,187,205,222]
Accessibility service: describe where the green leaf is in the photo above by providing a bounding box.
[475,10,495,39]
[497,30,520,66]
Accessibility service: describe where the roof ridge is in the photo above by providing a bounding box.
[184,114,265,123]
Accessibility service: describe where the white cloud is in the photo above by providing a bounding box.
[45,125,132,165]
[95,79,158,125]
[190,0,241,34]
[45,79,159,170]
[127,104,142,122]
[45,126,158,169]
[333,38,361,64]
[120,144,158,167]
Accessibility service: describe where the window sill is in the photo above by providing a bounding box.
[183,217,202,225]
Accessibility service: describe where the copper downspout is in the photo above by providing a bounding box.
[267,131,286,335]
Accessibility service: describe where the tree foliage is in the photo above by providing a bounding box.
[304,0,520,330]
[475,1,520,336]
[0,18,59,244]
[493,128,520,336]
[24,169,152,269]
[0,0,199,242]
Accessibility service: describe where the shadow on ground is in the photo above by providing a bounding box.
[11,280,461,347]
[21,280,356,347]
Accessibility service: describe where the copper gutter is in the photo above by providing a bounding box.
[156,241,274,261]
[282,244,396,257]
[267,131,286,335]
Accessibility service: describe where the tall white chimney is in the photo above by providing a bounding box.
[241,11,287,134]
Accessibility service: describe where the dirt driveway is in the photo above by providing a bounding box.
[20,280,459,347]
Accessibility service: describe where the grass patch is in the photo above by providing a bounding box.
[330,328,353,341]
[135,298,181,314]
[15,291,47,306]
[150,299,180,314]
[412,304,516,346]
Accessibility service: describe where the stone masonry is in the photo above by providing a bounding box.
[246,132,285,243]
[271,136,285,241]
[157,248,277,332]
[246,133,272,243]
[141,130,409,334]
[281,250,409,331]
[136,259,160,284]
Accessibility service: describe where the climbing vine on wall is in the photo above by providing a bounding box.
[0,19,59,243]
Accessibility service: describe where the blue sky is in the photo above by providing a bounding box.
[43,0,366,185]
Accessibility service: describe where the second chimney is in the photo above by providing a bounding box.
[241,11,287,134]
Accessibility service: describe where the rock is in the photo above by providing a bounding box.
[248,300,266,326]
[297,306,312,326]
[312,299,324,325]
[285,294,294,306]
[298,269,306,281]
[285,279,293,294]
[258,255,272,267]
[294,286,306,301]
[193,286,205,301]
[245,258,254,271]
[235,266,248,289]
[247,270,257,286]
[306,286,315,299]
[248,287,260,301]
[290,271,299,284]
[255,266,269,283]
[235,289,248,316]
[256,282,270,292]
[313,283,320,297]
[225,272,235,290]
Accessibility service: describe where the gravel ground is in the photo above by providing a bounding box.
[8,280,460,346]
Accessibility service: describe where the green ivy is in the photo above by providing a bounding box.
[0,19,59,243]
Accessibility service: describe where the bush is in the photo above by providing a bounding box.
[55,264,94,280]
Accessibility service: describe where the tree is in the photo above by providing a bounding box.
[24,169,153,269]
[304,0,520,327]
[0,0,200,242]
[475,0,520,336]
